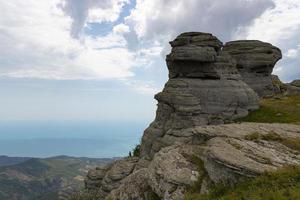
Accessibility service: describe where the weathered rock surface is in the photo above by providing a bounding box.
[108,169,152,200]
[85,123,300,200]
[147,145,202,200]
[84,157,139,198]
[223,40,282,97]
[108,145,202,200]
[141,32,259,159]
[204,136,300,185]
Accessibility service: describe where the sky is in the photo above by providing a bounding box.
[0,0,300,122]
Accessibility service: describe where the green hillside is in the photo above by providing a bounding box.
[239,95,300,124]
[0,156,112,200]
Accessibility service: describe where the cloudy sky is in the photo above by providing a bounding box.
[0,0,300,122]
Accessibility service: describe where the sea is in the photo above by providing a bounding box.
[0,120,149,158]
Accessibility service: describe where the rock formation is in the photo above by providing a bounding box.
[271,75,300,96]
[84,157,139,199]
[82,32,300,200]
[141,32,259,158]
[223,40,282,97]
[286,79,300,96]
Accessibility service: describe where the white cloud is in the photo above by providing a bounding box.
[240,0,300,81]
[0,0,136,80]
[285,48,299,59]
[61,0,129,37]
[126,0,274,42]
[124,80,161,95]
[113,24,130,34]
[0,0,299,84]
[241,0,300,43]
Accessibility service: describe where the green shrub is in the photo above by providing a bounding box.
[261,131,282,141]
[244,132,261,141]
[131,144,141,157]
[245,131,283,142]
[281,138,300,151]
[184,155,207,200]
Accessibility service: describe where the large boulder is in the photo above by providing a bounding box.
[147,145,202,200]
[223,40,282,97]
[140,32,259,158]
[108,169,153,200]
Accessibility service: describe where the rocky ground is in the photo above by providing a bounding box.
[78,32,300,200]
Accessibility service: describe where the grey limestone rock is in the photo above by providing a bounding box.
[84,157,139,198]
[147,145,202,200]
[140,33,259,158]
[223,40,282,97]
[84,123,300,200]
[108,169,153,200]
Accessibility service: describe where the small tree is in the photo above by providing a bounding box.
[132,144,141,157]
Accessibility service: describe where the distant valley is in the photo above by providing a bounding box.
[0,155,114,200]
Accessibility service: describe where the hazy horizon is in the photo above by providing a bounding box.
[0,120,149,158]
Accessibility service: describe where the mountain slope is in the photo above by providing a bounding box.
[0,156,31,167]
[0,156,113,200]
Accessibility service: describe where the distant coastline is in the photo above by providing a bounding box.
[0,121,148,158]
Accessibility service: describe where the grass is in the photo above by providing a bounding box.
[184,165,300,200]
[183,155,207,200]
[68,189,102,200]
[244,131,300,152]
[238,95,300,124]
[189,155,206,193]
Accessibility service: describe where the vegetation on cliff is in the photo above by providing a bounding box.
[185,165,300,200]
[239,95,300,124]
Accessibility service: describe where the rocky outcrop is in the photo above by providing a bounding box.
[286,79,300,96]
[84,157,139,199]
[271,75,300,96]
[83,32,300,200]
[85,123,300,200]
[223,40,282,97]
[271,75,287,94]
[147,145,202,200]
[108,145,202,200]
[291,80,300,87]
[140,32,259,159]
